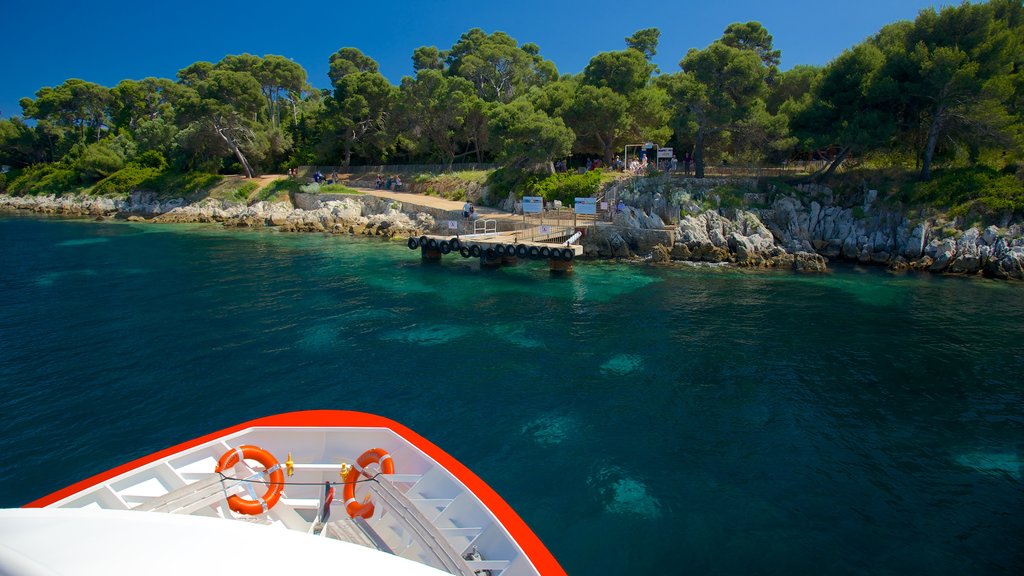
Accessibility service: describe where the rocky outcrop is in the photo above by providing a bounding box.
[0,193,435,239]
[590,182,1023,278]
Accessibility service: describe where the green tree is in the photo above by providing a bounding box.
[721,22,781,69]
[328,48,380,85]
[445,29,557,102]
[582,49,655,95]
[330,70,397,166]
[396,70,482,167]
[488,98,574,170]
[626,28,661,61]
[791,43,896,180]
[670,42,767,177]
[412,46,446,73]
[20,79,112,145]
[178,69,267,177]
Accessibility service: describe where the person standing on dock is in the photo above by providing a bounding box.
[463,200,472,220]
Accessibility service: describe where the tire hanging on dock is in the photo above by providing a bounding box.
[440,241,451,254]
[469,245,482,257]
[449,238,461,250]
[419,236,428,247]
[495,244,507,257]
[540,247,551,258]
[528,246,540,259]
[516,245,529,258]
[407,237,419,250]
[561,248,574,262]
[485,248,496,259]
[427,238,438,249]
[459,246,471,258]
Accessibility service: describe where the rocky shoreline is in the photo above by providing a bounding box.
[0,191,432,239]
[2,189,1022,280]
[583,181,1024,280]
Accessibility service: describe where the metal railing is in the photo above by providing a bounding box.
[299,164,498,177]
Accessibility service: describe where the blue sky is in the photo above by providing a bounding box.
[2,0,960,120]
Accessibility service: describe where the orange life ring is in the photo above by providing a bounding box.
[342,448,395,519]
[215,445,284,515]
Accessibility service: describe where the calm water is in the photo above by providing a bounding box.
[1,215,1022,574]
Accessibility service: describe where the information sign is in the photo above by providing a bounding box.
[575,197,597,215]
[523,196,543,214]
[447,220,458,229]
[657,147,673,159]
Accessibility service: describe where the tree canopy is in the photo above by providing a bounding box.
[2,5,1022,189]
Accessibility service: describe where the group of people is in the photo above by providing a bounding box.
[564,150,694,175]
[311,170,339,185]
[374,175,403,190]
[462,200,477,220]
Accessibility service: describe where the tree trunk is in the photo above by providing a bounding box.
[694,131,705,179]
[919,103,946,181]
[603,141,613,166]
[343,144,352,167]
[214,123,255,178]
[807,145,851,183]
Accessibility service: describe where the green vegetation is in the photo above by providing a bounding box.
[905,166,1024,220]
[0,2,1020,221]
[518,170,604,205]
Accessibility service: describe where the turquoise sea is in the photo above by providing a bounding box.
[1,215,1022,574]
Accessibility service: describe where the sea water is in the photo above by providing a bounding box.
[1,215,1021,575]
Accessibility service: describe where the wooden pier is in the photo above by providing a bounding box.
[406,224,584,273]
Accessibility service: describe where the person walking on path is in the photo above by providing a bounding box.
[463,200,472,220]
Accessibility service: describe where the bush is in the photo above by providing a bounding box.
[7,163,80,195]
[524,170,603,205]
[75,141,126,181]
[133,150,168,170]
[911,166,1024,220]
[233,181,259,201]
[92,165,163,196]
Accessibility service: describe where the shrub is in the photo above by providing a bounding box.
[912,166,1024,220]
[92,165,163,196]
[233,181,259,201]
[133,150,168,170]
[525,170,603,205]
[7,163,80,195]
[75,141,126,181]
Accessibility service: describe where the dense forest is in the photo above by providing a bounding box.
[1,0,1021,211]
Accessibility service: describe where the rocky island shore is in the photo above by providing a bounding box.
[2,185,1023,281]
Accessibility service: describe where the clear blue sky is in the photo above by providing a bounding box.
[2,0,960,120]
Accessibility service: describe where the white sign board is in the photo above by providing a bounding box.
[522,196,543,214]
[539,225,551,235]
[600,201,608,210]
[657,147,673,159]
[447,220,458,230]
[575,197,597,215]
